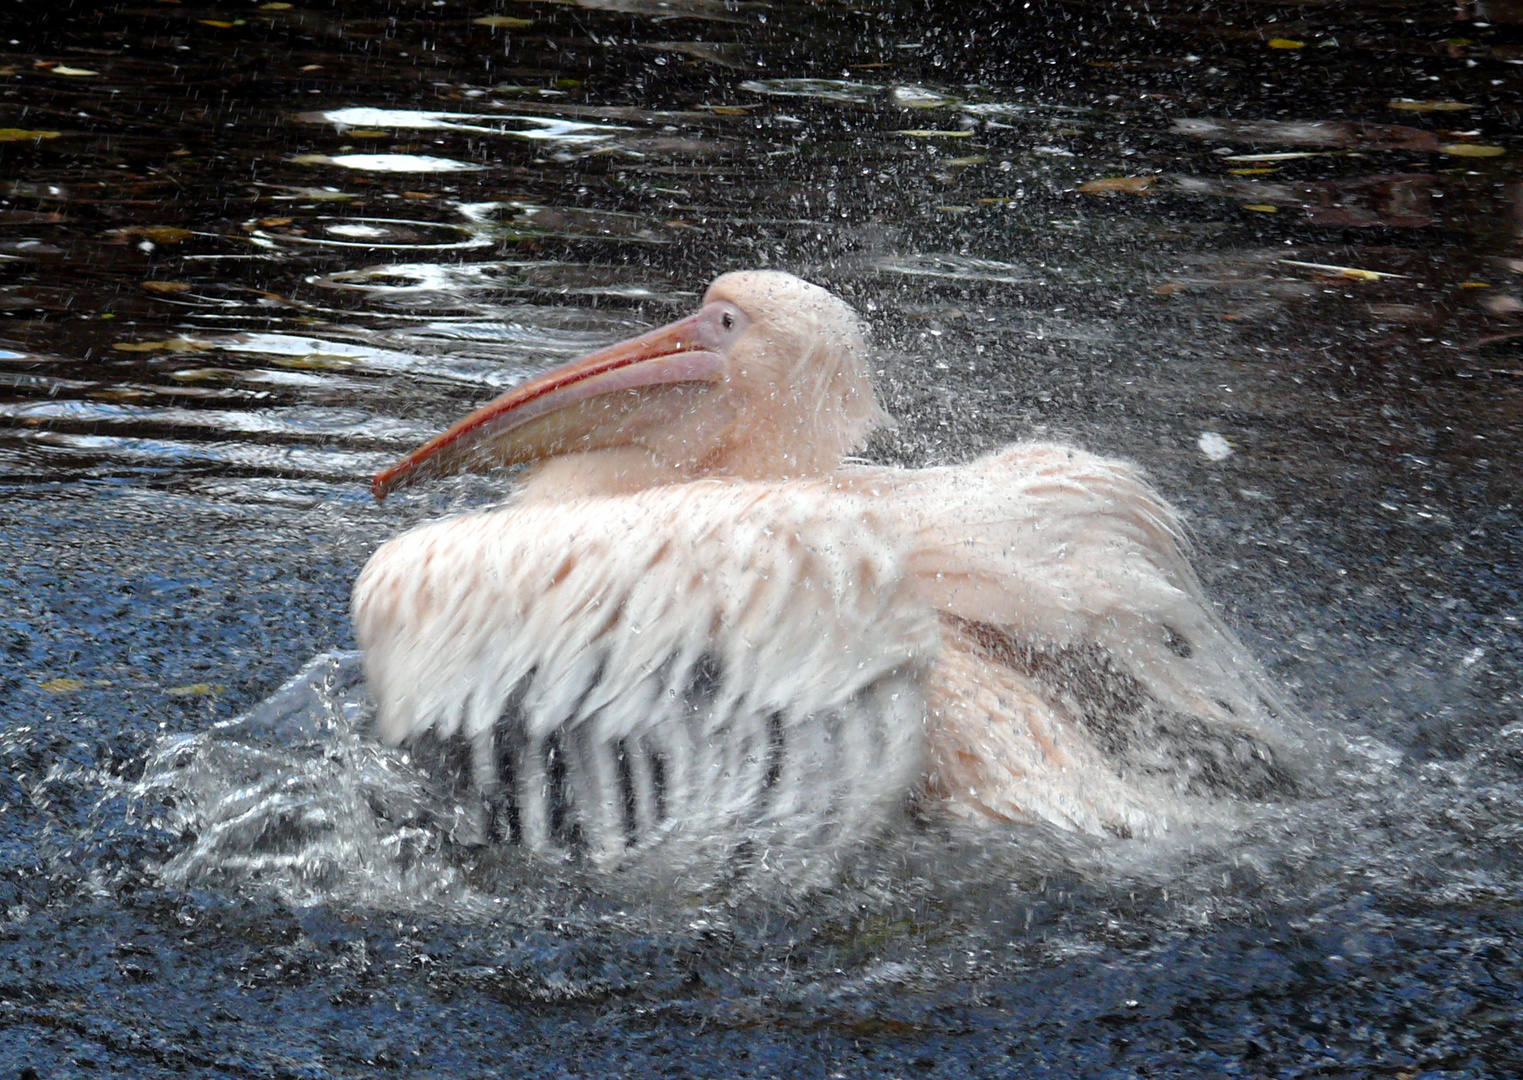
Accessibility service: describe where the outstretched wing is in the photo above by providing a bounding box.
[351,482,937,889]
[845,444,1307,834]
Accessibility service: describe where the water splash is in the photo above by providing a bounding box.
[135,653,490,914]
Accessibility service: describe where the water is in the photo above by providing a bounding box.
[2,1,1521,1076]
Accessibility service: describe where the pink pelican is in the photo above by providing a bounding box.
[352,271,1302,879]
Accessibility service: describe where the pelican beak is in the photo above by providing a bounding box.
[372,306,731,501]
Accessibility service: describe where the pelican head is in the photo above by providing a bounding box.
[372,271,889,501]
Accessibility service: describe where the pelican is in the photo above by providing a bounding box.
[353,271,1303,884]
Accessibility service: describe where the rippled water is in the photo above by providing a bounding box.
[3,2,1521,1077]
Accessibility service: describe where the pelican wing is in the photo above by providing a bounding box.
[352,482,937,886]
[845,444,1306,829]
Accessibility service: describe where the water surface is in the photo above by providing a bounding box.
[2,2,1521,1077]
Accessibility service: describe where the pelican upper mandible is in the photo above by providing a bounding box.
[353,271,1304,885]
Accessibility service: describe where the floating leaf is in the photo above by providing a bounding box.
[116,225,194,244]
[1224,152,1319,163]
[260,2,293,8]
[166,682,226,698]
[1389,99,1474,112]
[200,19,237,28]
[40,677,85,693]
[1440,143,1506,158]
[1267,38,1304,50]
[346,129,391,139]
[474,16,534,29]
[114,336,212,353]
[1228,167,1277,175]
[1241,203,1278,213]
[1154,282,1187,297]
[50,65,98,77]
[896,129,974,138]
[1279,259,1408,281]
[1079,175,1157,195]
[1459,281,1490,289]
[702,105,749,116]
[944,154,987,167]
[0,129,61,142]
[141,281,192,294]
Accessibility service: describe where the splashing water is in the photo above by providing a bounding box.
[135,653,490,914]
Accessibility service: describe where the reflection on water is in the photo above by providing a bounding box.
[2,0,1521,1076]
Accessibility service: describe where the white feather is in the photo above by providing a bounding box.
[353,481,937,883]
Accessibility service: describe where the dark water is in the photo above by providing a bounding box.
[3,1,1522,1076]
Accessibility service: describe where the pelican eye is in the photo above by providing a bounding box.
[721,312,734,330]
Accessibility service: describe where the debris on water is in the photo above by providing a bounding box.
[108,226,195,245]
[165,683,227,698]
[1279,259,1409,282]
[1078,175,1157,195]
[111,337,213,354]
[1389,99,1475,112]
[1198,432,1234,461]
[1223,152,1321,163]
[1439,143,1507,157]
[0,129,61,142]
